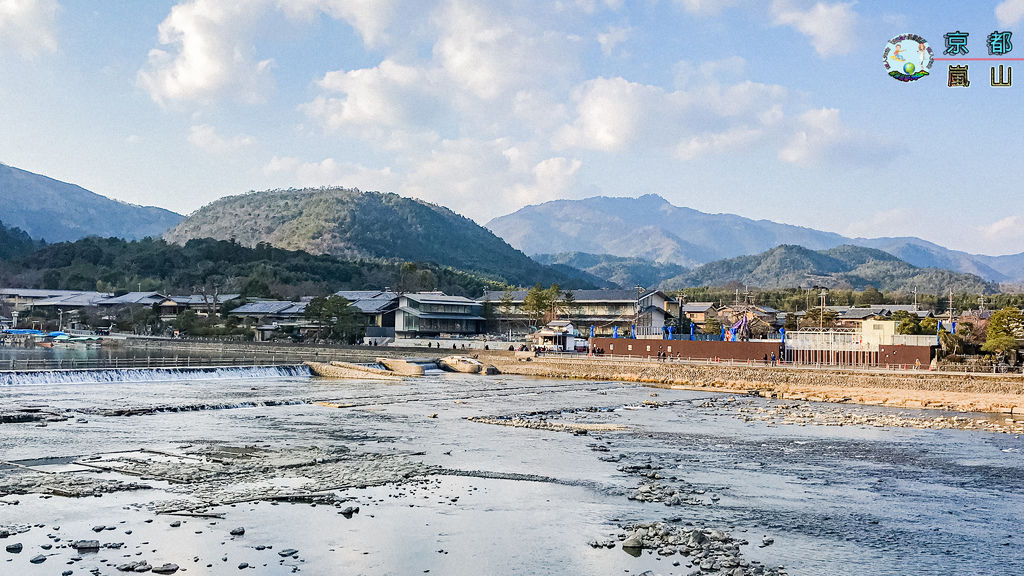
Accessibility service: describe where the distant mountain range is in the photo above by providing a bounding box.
[0,163,183,242]
[534,252,687,289]
[661,244,997,293]
[164,187,607,289]
[486,194,1024,283]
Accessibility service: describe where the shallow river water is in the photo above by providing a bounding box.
[1,365,1022,575]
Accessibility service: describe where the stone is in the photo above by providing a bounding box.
[92,526,106,533]
[30,554,47,564]
[230,527,245,536]
[621,536,643,549]
[238,562,249,569]
[151,563,179,574]
[72,540,101,551]
[5,543,22,553]
[278,549,298,558]
[169,521,181,528]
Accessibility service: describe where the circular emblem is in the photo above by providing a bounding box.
[883,34,933,81]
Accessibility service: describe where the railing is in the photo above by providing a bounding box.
[530,351,1024,376]
[0,355,306,372]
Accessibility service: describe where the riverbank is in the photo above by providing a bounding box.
[477,351,1024,415]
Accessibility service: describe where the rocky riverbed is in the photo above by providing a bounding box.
[2,368,1023,575]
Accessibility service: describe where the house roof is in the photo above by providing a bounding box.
[335,290,398,301]
[480,289,665,303]
[31,292,112,307]
[103,292,167,305]
[404,293,479,305]
[1,288,88,299]
[167,294,241,305]
[680,302,715,313]
[232,301,297,315]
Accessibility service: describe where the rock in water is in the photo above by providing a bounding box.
[230,527,245,536]
[30,554,46,564]
[277,549,299,557]
[5,543,23,553]
[152,563,180,574]
[72,540,101,551]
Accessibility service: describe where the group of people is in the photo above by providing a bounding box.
[762,352,778,366]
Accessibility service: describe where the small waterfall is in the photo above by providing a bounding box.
[0,364,311,386]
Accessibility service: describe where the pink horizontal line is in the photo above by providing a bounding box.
[933,57,1024,61]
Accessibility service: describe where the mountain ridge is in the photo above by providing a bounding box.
[0,163,183,242]
[164,187,604,289]
[486,194,1024,283]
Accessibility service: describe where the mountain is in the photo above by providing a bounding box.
[164,187,598,289]
[534,252,687,289]
[660,244,998,293]
[0,220,41,260]
[486,195,1024,283]
[0,163,183,242]
[487,194,847,268]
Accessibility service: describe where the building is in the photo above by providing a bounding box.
[230,300,311,341]
[531,320,585,351]
[676,302,718,327]
[481,289,670,338]
[395,292,484,338]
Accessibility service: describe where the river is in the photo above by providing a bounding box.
[0,354,1021,575]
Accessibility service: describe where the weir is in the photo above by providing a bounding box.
[0,364,311,386]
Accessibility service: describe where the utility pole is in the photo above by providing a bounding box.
[819,289,827,328]
[635,284,643,338]
[912,286,918,311]
[949,288,954,324]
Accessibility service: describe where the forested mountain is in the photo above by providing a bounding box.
[534,252,686,289]
[1,236,503,298]
[165,187,594,288]
[0,163,182,242]
[487,195,1024,282]
[487,194,847,267]
[661,245,998,293]
[0,220,41,260]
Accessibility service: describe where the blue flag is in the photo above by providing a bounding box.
[631,324,636,339]
[668,326,674,340]
[613,326,618,338]
[590,324,595,338]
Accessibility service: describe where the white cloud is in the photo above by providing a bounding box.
[778,107,843,164]
[138,0,274,104]
[302,59,436,130]
[996,0,1024,27]
[432,0,575,101]
[140,0,398,105]
[597,25,630,56]
[554,76,677,152]
[0,0,58,58]
[771,0,858,57]
[188,124,254,154]
[263,156,401,192]
[675,0,741,15]
[676,126,762,161]
[276,0,395,47]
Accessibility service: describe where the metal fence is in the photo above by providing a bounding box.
[0,355,306,372]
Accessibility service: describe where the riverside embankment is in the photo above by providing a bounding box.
[478,351,1024,415]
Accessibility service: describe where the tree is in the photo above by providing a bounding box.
[561,289,577,323]
[982,307,1024,356]
[305,295,364,344]
[703,317,722,336]
[890,310,920,335]
[855,286,884,306]
[919,317,938,335]
[521,283,563,327]
[800,307,837,329]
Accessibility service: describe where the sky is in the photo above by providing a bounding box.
[1,0,1023,256]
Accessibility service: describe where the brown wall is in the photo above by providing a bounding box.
[590,337,934,367]
[591,337,781,361]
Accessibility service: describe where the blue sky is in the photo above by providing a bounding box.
[1,0,1023,255]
